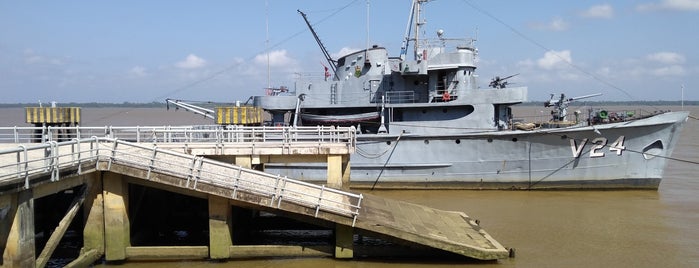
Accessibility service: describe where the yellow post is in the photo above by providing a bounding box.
[327,154,343,189]
[334,224,353,259]
[82,173,105,257]
[103,172,130,261]
[208,195,232,260]
[234,156,252,169]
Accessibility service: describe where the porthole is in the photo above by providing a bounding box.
[442,109,448,113]
[424,140,430,144]
[386,141,391,145]
[487,138,493,143]
[455,139,461,144]
[512,138,518,142]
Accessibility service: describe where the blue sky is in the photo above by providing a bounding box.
[1,0,697,103]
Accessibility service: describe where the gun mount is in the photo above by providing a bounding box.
[545,93,602,122]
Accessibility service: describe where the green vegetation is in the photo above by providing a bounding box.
[0,100,696,108]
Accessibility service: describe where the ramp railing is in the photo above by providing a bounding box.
[0,138,362,226]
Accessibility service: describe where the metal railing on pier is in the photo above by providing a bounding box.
[0,137,362,226]
[0,125,356,147]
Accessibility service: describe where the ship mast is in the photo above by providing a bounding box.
[399,0,430,61]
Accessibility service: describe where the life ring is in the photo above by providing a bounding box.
[442,91,451,101]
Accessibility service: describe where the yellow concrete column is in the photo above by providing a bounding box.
[341,155,351,190]
[1,190,35,267]
[234,156,252,169]
[327,154,343,189]
[103,172,130,261]
[82,173,105,256]
[334,224,353,259]
[208,195,232,260]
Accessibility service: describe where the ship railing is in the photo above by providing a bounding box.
[0,126,356,147]
[376,91,416,104]
[0,137,363,226]
[511,108,664,129]
[417,37,476,53]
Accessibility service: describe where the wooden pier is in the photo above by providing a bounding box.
[0,127,509,266]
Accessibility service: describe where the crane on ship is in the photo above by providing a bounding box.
[298,10,337,80]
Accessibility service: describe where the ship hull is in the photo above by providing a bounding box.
[263,111,688,190]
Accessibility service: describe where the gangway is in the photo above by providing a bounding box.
[0,138,509,265]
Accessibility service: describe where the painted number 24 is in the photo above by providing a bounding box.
[570,136,626,158]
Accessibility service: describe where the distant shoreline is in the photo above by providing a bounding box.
[0,101,696,108]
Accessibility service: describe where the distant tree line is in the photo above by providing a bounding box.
[0,100,696,108]
[0,102,166,108]
[520,100,698,106]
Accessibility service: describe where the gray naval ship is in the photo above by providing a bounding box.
[253,0,689,190]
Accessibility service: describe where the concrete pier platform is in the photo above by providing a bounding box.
[0,137,509,264]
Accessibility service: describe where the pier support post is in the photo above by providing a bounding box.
[334,223,353,259]
[327,155,350,189]
[103,172,130,261]
[234,156,252,169]
[81,173,105,260]
[208,195,232,260]
[1,190,35,267]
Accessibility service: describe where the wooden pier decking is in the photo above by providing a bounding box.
[0,134,509,266]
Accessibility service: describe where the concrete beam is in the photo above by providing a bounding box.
[125,246,208,261]
[208,195,232,260]
[228,245,332,258]
[103,172,130,261]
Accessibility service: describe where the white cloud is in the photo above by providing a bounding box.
[128,66,148,77]
[580,4,614,18]
[254,50,294,67]
[175,54,207,69]
[650,65,686,76]
[537,50,573,70]
[332,47,361,59]
[529,17,569,31]
[637,0,699,11]
[23,49,63,65]
[646,52,686,64]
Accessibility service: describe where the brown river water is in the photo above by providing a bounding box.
[1,105,697,267]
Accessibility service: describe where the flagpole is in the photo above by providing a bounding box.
[681,84,684,110]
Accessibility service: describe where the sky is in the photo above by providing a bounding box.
[1,0,697,103]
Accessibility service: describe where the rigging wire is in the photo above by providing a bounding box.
[370,131,404,190]
[460,0,694,118]
[88,0,361,123]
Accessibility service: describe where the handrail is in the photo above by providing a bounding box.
[0,125,356,146]
[0,138,362,226]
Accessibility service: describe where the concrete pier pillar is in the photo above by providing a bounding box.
[1,190,35,267]
[327,155,350,189]
[208,195,232,260]
[334,223,353,259]
[234,156,252,169]
[103,172,130,261]
[82,173,105,257]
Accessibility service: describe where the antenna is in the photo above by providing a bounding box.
[366,0,370,51]
[265,0,270,90]
[681,84,685,109]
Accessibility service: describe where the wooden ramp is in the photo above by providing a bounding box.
[0,138,509,261]
[356,194,508,260]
